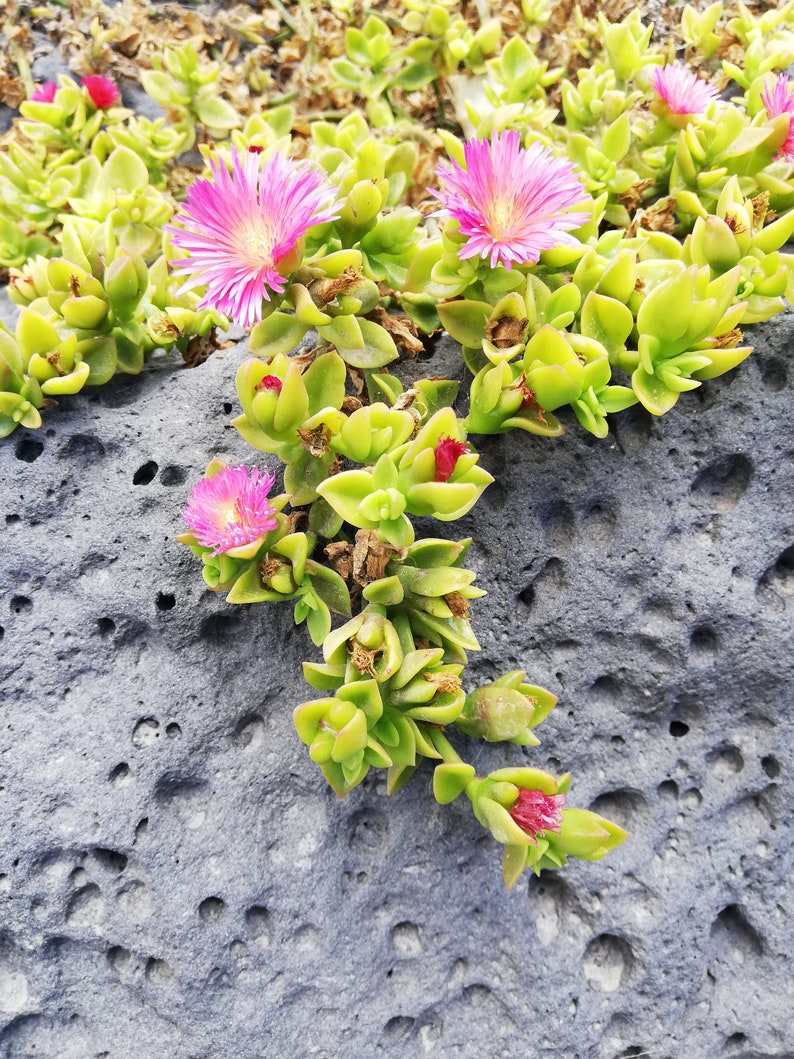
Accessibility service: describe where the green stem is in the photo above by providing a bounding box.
[428,727,463,765]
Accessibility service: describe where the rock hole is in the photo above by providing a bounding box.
[134,818,148,843]
[223,402,233,414]
[198,897,225,923]
[10,596,32,615]
[106,946,130,974]
[96,617,116,638]
[583,933,634,992]
[760,357,786,391]
[669,721,689,737]
[690,453,753,510]
[91,848,128,874]
[145,957,173,985]
[391,921,422,956]
[61,433,106,460]
[165,723,181,739]
[15,437,43,462]
[706,744,744,777]
[132,461,158,486]
[5,514,20,525]
[245,905,271,944]
[761,755,780,779]
[689,624,719,656]
[710,904,763,959]
[384,1015,414,1041]
[108,763,131,787]
[132,717,160,748]
[657,780,678,801]
[156,592,176,611]
[159,465,188,487]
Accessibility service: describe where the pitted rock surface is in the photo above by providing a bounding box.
[0,299,792,1058]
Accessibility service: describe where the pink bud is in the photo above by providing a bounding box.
[434,436,468,482]
[82,75,120,109]
[508,788,565,844]
[31,82,58,103]
[255,375,283,393]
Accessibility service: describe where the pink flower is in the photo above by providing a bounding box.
[31,81,57,103]
[431,130,589,270]
[434,437,468,482]
[649,63,718,119]
[82,75,120,109]
[508,789,566,844]
[183,465,278,557]
[761,73,794,162]
[255,375,283,393]
[167,147,339,329]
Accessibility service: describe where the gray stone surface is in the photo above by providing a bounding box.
[0,306,792,1059]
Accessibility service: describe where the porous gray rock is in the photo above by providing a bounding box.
[0,308,792,1059]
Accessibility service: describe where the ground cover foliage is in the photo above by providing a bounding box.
[1,0,792,898]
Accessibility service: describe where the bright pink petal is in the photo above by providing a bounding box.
[167,148,339,329]
[82,75,119,109]
[31,81,57,103]
[649,63,718,116]
[431,131,589,270]
[761,73,794,161]
[183,465,278,557]
[509,789,566,844]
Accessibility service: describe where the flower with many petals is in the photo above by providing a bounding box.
[183,465,278,557]
[508,788,566,844]
[31,82,57,103]
[434,436,468,482]
[431,130,589,271]
[761,73,794,162]
[649,63,718,125]
[167,148,339,329]
[82,75,120,109]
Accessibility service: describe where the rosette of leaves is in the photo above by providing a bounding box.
[317,407,494,548]
[140,41,240,153]
[402,0,502,78]
[626,261,752,415]
[0,322,45,438]
[241,248,400,373]
[440,279,636,439]
[683,176,794,324]
[6,217,224,427]
[329,14,437,126]
[297,601,467,795]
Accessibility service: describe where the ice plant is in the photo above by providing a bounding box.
[82,75,120,109]
[30,82,57,103]
[182,465,278,557]
[434,436,468,482]
[761,73,794,162]
[509,788,566,843]
[431,130,590,270]
[167,147,339,329]
[648,62,718,120]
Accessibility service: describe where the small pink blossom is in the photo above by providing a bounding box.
[509,789,566,844]
[649,63,718,118]
[183,465,278,557]
[82,75,120,109]
[761,73,794,162]
[434,437,468,482]
[431,130,589,270]
[167,147,339,329]
[255,375,284,393]
[31,81,57,103]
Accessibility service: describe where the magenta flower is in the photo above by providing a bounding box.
[434,437,468,482]
[82,75,120,109]
[431,130,589,270]
[167,148,339,329]
[183,465,278,557]
[31,81,57,103]
[649,63,718,119]
[761,73,794,162]
[508,789,566,844]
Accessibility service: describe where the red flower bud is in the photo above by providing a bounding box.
[82,75,120,109]
[434,436,467,482]
[254,375,283,393]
